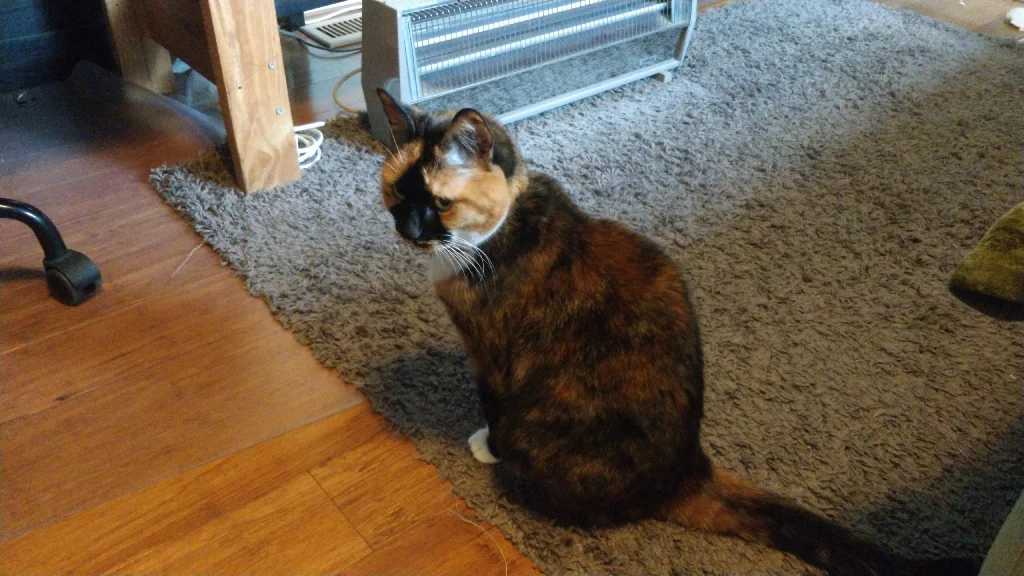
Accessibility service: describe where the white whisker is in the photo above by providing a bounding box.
[451,236,496,278]
[380,136,399,165]
[385,121,403,164]
[436,244,472,296]
[449,245,482,282]
[454,248,482,282]
[435,244,459,276]
[450,241,486,283]
[439,239,470,278]
[444,241,477,279]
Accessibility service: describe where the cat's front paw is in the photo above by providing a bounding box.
[468,427,499,464]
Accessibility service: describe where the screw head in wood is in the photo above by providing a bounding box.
[269,61,276,69]
[276,108,283,115]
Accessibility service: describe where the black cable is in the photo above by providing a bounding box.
[279,29,362,55]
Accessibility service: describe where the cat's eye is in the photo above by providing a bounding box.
[434,196,453,212]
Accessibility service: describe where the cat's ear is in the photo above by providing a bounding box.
[377,88,417,148]
[442,109,493,167]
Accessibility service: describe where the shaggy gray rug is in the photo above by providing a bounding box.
[152,1,1024,573]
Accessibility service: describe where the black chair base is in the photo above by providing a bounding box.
[1,198,102,306]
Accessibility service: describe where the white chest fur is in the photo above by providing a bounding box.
[427,251,462,284]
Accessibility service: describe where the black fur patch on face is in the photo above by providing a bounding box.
[390,167,447,244]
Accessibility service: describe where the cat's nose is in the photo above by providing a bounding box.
[399,212,423,241]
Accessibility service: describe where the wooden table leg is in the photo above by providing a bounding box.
[103,0,175,94]
[200,0,302,192]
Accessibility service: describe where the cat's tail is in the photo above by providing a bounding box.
[663,464,982,576]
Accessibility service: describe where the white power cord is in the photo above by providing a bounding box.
[295,121,325,169]
[293,64,364,168]
[294,66,363,168]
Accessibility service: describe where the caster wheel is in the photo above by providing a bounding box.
[43,250,102,306]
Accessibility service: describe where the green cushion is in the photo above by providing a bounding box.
[949,202,1024,321]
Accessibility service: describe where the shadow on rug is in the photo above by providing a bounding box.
[152,1,1024,573]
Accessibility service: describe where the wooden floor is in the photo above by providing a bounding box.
[1,2,1018,574]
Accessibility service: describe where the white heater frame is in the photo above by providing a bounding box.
[362,0,698,144]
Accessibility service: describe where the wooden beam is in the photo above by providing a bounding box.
[200,0,301,192]
[140,0,215,82]
[103,0,174,94]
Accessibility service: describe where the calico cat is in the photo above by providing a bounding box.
[374,89,980,576]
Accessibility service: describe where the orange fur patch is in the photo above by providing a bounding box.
[432,164,511,235]
[380,141,424,209]
[666,467,768,536]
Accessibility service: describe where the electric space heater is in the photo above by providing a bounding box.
[361,0,697,144]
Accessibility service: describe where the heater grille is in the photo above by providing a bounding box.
[361,0,696,145]
[405,0,677,99]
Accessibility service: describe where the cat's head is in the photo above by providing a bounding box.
[377,89,527,252]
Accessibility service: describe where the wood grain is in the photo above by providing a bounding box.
[0,43,361,549]
[310,430,465,548]
[4,272,252,422]
[309,430,537,574]
[1,310,360,539]
[0,199,218,353]
[344,503,537,576]
[102,0,174,93]
[141,0,215,81]
[1,168,160,248]
[0,406,381,575]
[0,404,537,576]
[200,0,302,192]
[108,474,372,575]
